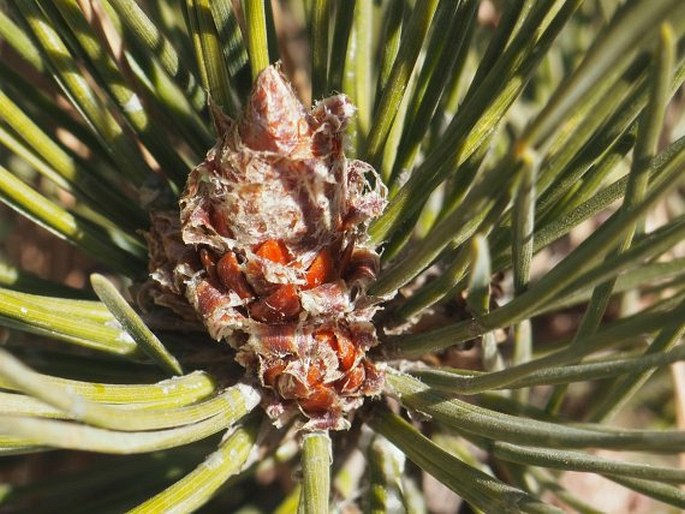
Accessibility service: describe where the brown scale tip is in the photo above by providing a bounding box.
[239,66,310,153]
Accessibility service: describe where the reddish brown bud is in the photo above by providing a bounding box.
[305,248,334,289]
[255,239,291,264]
[332,330,358,371]
[261,358,287,387]
[249,284,301,323]
[216,252,253,299]
[336,363,365,395]
[194,280,225,317]
[299,386,337,414]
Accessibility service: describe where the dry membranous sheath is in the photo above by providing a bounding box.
[146,65,389,430]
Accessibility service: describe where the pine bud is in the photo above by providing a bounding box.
[146,65,391,430]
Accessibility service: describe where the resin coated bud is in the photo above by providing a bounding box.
[146,65,390,430]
